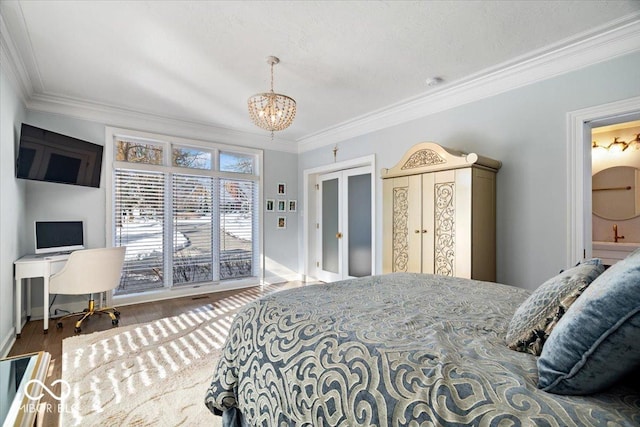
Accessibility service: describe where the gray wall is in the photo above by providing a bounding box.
[299,51,640,291]
[24,112,107,250]
[0,67,27,356]
[263,150,299,282]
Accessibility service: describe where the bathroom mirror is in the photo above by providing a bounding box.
[592,166,640,220]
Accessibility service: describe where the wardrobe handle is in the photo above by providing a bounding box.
[422,229,428,234]
[414,230,420,234]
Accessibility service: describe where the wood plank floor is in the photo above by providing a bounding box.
[7,281,308,427]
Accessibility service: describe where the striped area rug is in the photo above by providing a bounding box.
[60,286,269,426]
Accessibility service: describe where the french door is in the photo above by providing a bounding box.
[317,166,372,282]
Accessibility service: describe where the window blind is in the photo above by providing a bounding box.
[172,174,214,285]
[219,178,254,279]
[114,169,166,293]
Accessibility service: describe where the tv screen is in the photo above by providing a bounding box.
[17,123,103,188]
[34,221,85,254]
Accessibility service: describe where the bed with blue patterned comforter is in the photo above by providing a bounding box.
[205,273,640,426]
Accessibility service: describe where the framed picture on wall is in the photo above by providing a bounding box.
[277,200,286,212]
[288,200,297,212]
[277,216,286,229]
[266,199,275,212]
[277,183,286,195]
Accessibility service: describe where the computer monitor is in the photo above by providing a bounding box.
[34,221,85,254]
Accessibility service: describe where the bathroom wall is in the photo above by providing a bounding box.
[592,122,640,243]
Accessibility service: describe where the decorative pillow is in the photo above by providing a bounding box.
[538,248,640,395]
[505,259,604,355]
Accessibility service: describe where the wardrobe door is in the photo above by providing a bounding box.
[429,168,472,278]
[382,175,424,273]
[420,173,435,274]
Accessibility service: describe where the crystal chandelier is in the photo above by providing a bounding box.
[247,56,296,137]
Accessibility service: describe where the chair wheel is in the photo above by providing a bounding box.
[112,319,119,326]
[56,322,63,329]
[114,311,121,318]
[74,327,81,333]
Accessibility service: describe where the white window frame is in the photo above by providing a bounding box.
[105,126,264,307]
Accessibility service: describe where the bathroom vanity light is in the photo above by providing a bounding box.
[607,137,628,153]
[592,137,635,153]
[627,134,640,151]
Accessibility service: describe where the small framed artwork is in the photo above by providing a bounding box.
[288,200,297,212]
[277,199,286,212]
[277,183,286,196]
[277,216,286,229]
[266,199,275,212]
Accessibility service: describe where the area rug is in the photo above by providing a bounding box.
[60,306,236,426]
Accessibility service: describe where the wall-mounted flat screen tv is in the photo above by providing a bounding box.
[16,123,103,188]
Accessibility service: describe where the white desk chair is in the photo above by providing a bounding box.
[50,247,126,333]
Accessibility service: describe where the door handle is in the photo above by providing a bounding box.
[336,232,343,239]
[422,229,428,234]
[415,230,420,234]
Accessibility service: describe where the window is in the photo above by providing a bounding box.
[116,140,163,165]
[220,178,255,279]
[173,146,212,170]
[110,132,260,296]
[172,174,214,285]
[114,169,166,293]
[220,151,254,174]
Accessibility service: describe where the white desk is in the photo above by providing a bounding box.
[14,254,69,337]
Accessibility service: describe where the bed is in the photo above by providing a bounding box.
[204,271,640,426]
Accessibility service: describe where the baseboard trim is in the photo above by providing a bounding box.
[0,329,16,359]
[26,300,89,322]
[262,272,303,285]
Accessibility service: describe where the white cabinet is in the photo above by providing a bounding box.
[382,142,501,281]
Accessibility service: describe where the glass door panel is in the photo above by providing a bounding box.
[322,177,340,274]
[347,173,372,277]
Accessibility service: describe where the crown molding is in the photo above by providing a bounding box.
[24,93,299,153]
[297,12,640,153]
[0,13,32,104]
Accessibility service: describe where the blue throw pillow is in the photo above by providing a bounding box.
[537,248,640,395]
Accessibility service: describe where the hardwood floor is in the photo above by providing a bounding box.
[7,281,308,427]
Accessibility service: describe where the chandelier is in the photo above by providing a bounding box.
[247,56,296,137]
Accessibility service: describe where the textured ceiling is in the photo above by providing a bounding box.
[2,1,639,143]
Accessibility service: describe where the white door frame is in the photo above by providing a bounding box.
[567,96,640,266]
[303,155,376,281]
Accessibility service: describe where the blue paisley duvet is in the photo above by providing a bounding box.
[205,273,640,426]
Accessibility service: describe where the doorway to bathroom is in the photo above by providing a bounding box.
[590,120,640,265]
[566,96,640,266]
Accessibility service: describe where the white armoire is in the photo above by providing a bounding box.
[382,142,501,281]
